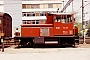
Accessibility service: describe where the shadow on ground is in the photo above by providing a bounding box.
[14,44,77,49]
[0,46,10,49]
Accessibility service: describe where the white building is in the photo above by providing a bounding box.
[0,0,62,37]
[0,1,4,12]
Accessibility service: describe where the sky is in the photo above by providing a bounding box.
[63,0,90,22]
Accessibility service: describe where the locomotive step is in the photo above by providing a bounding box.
[45,41,58,44]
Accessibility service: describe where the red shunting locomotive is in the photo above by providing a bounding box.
[14,12,79,47]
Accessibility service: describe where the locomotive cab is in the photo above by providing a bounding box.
[46,12,74,36]
[46,12,79,45]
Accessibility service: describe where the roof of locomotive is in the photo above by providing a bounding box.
[48,12,73,15]
[21,24,53,27]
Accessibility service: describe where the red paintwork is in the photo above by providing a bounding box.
[46,13,53,24]
[54,22,73,35]
[21,12,77,37]
[21,27,40,36]
[54,22,63,35]
[73,26,78,35]
[49,27,54,36]
[21,27,54,36]
[21,27,31,36]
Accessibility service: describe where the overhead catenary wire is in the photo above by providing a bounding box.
[60,0,73,12]
[76,2,90,14]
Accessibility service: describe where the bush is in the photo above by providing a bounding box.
[78,32,82,36]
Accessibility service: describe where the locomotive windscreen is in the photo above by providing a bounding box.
[54,15,72,23]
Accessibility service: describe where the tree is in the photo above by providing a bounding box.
[76,23,82,36]
[74,12,82,35]
[86,24,90,29]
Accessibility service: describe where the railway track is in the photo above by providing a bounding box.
[0,37,90,48]
[79,37,90,44]
[0,39,19,48]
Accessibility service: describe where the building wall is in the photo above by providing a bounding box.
[22,0,62,1]
[0,1,4,12]
[22,1,62,24]
[4,0,22,37]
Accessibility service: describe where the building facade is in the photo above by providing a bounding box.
[0,1,4,12]
[0,0,62,37]
[22,0,62,24]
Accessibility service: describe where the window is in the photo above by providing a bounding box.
[31,5,35,9]
[22,4,31,9]
[22,12,35,17]
[22,20,40,24]
[31,4,40,9]
[22,21,27,24]
[57,4,62,8]
[27,14,30,16]
[35,12,40,16]
[27,4,31,9]
[27,12,31,17]
[24,14,26,17]
[40,12,43,16]
[61,15,66,23]
[36,4,40,8]
[40,12,46,16]
[48,4,53,8]
[31,20,35,24]
[22,12,27,17]
[36,20,40,24]
[40,20,45,24]
[30,12,35,16]
[43,4,48,8]
[27,20,31,24]
[54,15,72,23]
[22,4,26,9]
[67,15,72,23]
[53,4,57,8]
